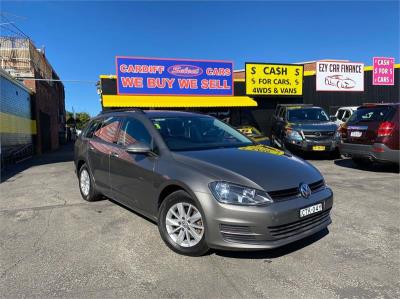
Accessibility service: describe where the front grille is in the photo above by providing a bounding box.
[221,233,257,243]
[268,208,331,240]
[303,131,335,137]
[268,187,299,201]
[309,179,325,192]
[267,179,325,201]
[220,224,251,234]
[220,224,257,243]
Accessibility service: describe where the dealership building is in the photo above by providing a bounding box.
[98,58,398,136]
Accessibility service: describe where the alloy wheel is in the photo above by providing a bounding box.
[165,202,204,247]
[80,169,90,196]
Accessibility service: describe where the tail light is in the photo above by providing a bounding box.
[377,121,395,137]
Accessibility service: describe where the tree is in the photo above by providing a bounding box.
[66,111,91,129]
[75,112,91,129]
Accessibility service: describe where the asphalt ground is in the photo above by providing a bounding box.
[0,144,399,298]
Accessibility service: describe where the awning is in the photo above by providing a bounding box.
[102,95,257,108]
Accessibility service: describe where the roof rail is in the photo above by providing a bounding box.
[100,108,145,114]
[276,103,314,107]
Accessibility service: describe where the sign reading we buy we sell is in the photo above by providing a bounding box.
[116,56,233,96]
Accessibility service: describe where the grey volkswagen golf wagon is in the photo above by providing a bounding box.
[74,109,333,256]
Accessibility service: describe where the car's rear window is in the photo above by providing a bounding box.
[347,106,395,124]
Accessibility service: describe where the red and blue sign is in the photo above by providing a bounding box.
[116,56,233,96]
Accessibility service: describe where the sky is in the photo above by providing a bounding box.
[1,0,399,116]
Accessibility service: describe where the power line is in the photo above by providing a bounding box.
[0,14,29,39]
[0,24,26,37]
[15,77,98,84]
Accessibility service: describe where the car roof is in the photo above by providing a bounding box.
[286,106,323,110]
[360,103,400,108]
[338,106,358,110]
[144,110,212,118]
[97,109,212,119]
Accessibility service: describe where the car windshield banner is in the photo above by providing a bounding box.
[116,57,233,96]
[316,61,364,92]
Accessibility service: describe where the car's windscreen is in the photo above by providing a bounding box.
[347,106,395,124]
[151,116,253,151]
[288,108,329,122]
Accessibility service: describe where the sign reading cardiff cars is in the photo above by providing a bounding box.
[245,63,303,96]
[373,57,395,85]
[116,57,233,96]
[316,61,364,92]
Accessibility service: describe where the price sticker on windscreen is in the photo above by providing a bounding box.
[245,63,303,96]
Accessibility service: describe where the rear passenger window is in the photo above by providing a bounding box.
[118,118,152,147]
[96,117,121,143]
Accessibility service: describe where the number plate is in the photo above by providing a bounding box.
[350,131,362,137]
[312,145,326,151]
[300,203,323,218]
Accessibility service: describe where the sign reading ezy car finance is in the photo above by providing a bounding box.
[316,61,364,92]
[245,63,303,96]
[373,57,395,86]
[116,57,233,96]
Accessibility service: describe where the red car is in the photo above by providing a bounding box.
[339,103,399,166]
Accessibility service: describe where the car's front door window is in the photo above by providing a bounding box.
[118,118,152,148]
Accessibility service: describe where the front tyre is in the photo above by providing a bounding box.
[158,190,209,256]
[78,164,101,201]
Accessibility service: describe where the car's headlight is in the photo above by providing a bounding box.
[334,130,341,138]
[286,128,303,141]
[209,181,273,206]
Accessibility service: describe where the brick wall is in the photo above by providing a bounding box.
[24,74,65,154]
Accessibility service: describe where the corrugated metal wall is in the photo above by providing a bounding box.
[0,73,35,161]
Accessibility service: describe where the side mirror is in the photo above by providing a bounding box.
[126,142,151,154]
[330,116,338,121]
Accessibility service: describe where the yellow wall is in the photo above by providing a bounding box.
[0,112,37,135]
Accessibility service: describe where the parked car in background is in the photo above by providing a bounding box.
[271,104,340,155]
[236,125,269,145]
[339,103,399,166]
[75,109,333,256]
[332,106,358,125]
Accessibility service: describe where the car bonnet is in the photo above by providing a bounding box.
[172,145,322,192]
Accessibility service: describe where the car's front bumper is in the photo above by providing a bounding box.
[284,137,339,152]
[195,187,333,250]
[340,142,399,164]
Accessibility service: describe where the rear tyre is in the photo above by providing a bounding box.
[78,164,101,201]
[352,157,373,167]
[158,190,209,256]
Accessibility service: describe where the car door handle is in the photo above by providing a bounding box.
[110,152,119,158]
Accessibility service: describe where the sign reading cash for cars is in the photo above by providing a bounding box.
[245,63,303,96]
[316,61,364,91]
